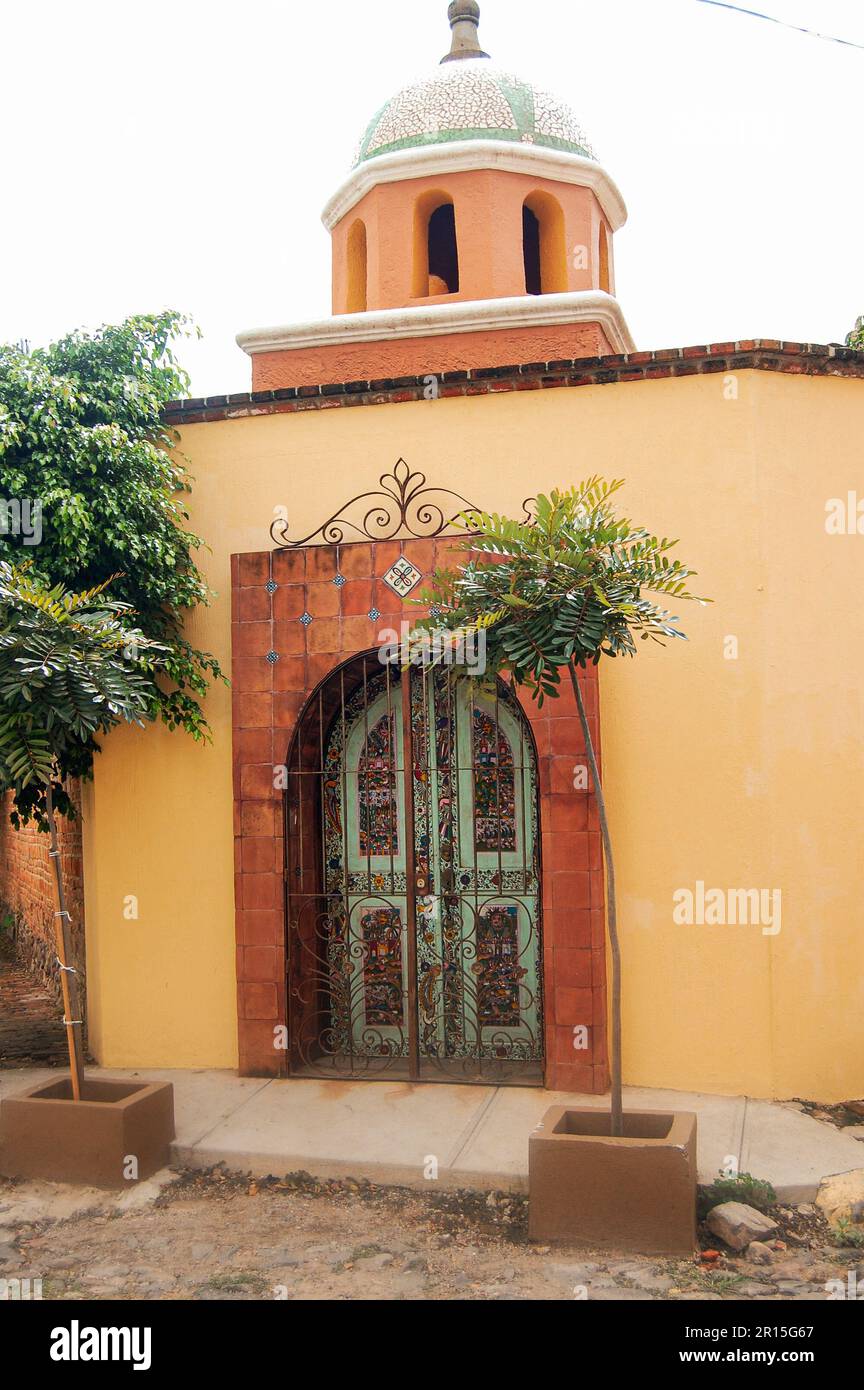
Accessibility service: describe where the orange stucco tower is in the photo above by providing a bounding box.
[239,2,634,388]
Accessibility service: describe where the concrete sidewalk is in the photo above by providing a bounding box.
[2,1066,862,1201]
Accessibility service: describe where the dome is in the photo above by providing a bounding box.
[354,58,596,167]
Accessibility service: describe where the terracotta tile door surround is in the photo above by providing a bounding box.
[232,537,609,1093]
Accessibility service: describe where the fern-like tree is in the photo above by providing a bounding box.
[0,561,162,1098]
[407,480,704,1135]
[847,317,864,350]
[0,313,224,826]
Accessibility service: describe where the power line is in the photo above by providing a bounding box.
[694,0,864,51]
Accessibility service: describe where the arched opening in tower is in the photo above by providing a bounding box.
[346,219,368,313]
[427,203,460,295]
[599,223,611,294]
[522,192,567,296]
[523,205,542,295]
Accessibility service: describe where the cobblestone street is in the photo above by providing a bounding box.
[1,1170,861,1302]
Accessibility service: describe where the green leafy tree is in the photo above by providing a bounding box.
[847,316,864,350]
[0,312,223,820]
[0,561,164,1095]
[408,480,705,1135]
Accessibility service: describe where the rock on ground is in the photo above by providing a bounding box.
[816,1170,864,1230]
[705,1202,780,1251]
[746,1241,776,1265]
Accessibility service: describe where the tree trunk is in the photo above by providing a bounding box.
[45,781,85,1101]
[569,662,623,1137]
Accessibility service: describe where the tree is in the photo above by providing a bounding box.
[847,317,864,350]
[0,312,223,823]
[407,480,705,1135]
[0,561,162,1097]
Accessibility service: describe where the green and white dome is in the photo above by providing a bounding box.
[354,57,596,167]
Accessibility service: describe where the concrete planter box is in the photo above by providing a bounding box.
[0,1078,174,1189]
[529,1106,698,1255]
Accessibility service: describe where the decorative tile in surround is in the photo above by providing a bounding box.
[382,557,423,598]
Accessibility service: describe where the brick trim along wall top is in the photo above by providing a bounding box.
[165,341,864,426]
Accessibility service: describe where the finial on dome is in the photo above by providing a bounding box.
[441,1,490,63]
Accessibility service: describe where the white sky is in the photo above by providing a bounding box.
[2,0,862,395]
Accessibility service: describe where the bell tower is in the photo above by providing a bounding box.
[239,3,633,388]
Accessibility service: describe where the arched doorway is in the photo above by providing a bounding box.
[284,651,543,1084]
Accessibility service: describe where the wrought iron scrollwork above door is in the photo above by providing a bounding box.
[271,458,480,548]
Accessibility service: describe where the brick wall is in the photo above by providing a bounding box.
[0,784,86,1026]
[232,538,608,1093]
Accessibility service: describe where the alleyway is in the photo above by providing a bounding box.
[0,933,67,1068]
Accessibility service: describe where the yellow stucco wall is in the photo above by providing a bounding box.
[83,370,864,1099]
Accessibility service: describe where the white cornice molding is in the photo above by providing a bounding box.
[236,291,636,358]
[321,140,628,233]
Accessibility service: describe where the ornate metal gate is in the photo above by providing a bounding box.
[284,652,544,1084]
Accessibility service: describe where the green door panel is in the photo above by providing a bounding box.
[324,666,543,1077]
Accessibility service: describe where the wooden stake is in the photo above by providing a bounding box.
[570,663,623,1138]
[45,780,85,1101]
